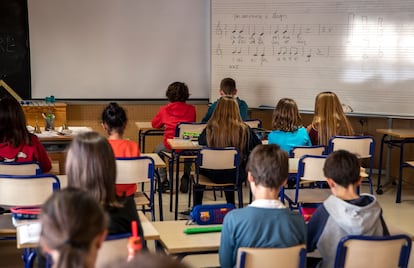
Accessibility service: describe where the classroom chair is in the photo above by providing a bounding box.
[0,173,60,268]
[193,147,243,208]
[0,162,42,175]
[289,145,326,158]
[327,135,375,193]
[236,245,306,268]
[334,234,412,268]
[282,155,331,209]
[95,233,131,268]
[398,161,414,203]
[0,174,60,207]
[161,122,206,213]
[115,156,157,221]
[244,119,262,129]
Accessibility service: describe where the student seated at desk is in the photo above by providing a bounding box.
[101,102,141,198]
[65,132,144,242]
[219,144,306,268]
[306,91,354,146]
[201,77,248,122]
[307,150,389,268]
[0,97,51,173]
[195,96,261,205]
[268,98,311,153]
[39,188,108,268]
[151,82,196,193]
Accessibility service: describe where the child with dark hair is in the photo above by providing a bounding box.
[152,82,196,193]
[202,77,248,123]
[39,188,108,268]
[307,150,389,268]
[268,98,311,153]
[219,144,306,268]
[102,102,140,198]
[66,131,144,241]
[0,97,51,172]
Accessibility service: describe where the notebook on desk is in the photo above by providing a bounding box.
[182,131,201,141]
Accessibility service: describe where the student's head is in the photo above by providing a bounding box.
[166,82,190,102]
[272,98,302,132]
[0,97,31,146]
[66,131,118,207]
[206,96,247,153]
[314,91,343,116]
[220,77,237,96]
[312,91,354,146]
[101,102,127,136]
[211,96,242,123]
[40,188,108,268]
[323,150,361,188]
[246,144,289,190]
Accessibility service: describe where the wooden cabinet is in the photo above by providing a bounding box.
[22,103,67,129]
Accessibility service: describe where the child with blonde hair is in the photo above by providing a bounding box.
[307,91,354,146]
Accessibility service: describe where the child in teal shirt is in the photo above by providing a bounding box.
[268,98,311,154]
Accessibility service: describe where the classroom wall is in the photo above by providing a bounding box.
[66,103,414,183]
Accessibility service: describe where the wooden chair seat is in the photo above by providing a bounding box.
[198,175,234,187]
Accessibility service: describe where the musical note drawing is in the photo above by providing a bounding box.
[216,21,223,36]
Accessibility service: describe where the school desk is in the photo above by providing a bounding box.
[167,139,201,220]
[14,211,160,249]
[376,129,414,203]
[135,122,164,153]
[34,127,92,174]
[152,220,221,259]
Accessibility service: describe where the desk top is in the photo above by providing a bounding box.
[376,129,414,139]
[167,139,201,150]
[141,153,166,168]
[152,220,221,254]
[33,127,93,142]
[13,211,160,249]
[135,122,164,132]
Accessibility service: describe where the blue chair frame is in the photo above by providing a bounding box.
[0,162,42,175]
[0,173,60,268]
[193,147,243,208]
[281,155,329,209]
[116,156,156,221]
[334,234,412,268]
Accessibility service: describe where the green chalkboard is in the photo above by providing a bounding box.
[0,0,30,99]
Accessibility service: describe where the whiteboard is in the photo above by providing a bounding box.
[211,0,414,116]
[28,0,210,99]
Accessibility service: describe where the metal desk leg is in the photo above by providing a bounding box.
[174,154,181,220]
[169,154,175,212]
[376,134,387,194]
[155,169,163,221]
[396,140,406,203]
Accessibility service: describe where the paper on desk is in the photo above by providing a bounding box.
[17,221,41,245]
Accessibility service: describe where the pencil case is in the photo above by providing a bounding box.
[190,203,235,225]
[11,206,41,220]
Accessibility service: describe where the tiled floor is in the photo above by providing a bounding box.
[2,175,414,268]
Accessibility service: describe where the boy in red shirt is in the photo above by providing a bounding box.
[152,82,196,193]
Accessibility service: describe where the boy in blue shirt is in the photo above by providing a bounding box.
[307,150,389,268]
[219,144,306,268]
[202,77,248,122]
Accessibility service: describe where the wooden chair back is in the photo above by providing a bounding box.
[335,234,412,268]
[237,245,306,268]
